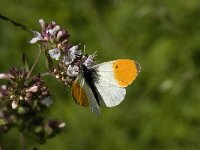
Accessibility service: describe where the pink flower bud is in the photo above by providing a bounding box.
[26,85,38,93]
[52,25,60,34]
[56,31,63,40]
[39,19,46,29]
[0,73,13,80]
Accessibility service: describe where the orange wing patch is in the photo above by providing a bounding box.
[71,80,89,107]
[113,59,141,87]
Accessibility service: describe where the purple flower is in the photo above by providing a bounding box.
[30,31,44,43]
[46,25,60,36]
[63,45,81,65]
[40,96,52,107]
[49,48,61,60]
[67,65,79,77]
[83,55,95,68]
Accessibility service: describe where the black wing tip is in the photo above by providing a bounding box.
[134,61,141,74]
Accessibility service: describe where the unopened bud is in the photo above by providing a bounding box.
[25,92,32,98]
[55,75,60,79]
[26,85,38,93]
[53,25,60,34]
[42,91,48,96]
[58,122,66,128]
[56,31,63,40]
[0,73,13,80]
[39,19,45,29]
[1,85,7,90]
[51,21,56,26]
[57,43,62,49]
[62,39,68,44]
[12,101,18,109]
[53,69,57,73]
[19,96,23,100]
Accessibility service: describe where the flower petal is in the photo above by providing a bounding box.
[67,65,79,77]
[49,48,61,60]
[83,55,95,68]
[41,96,52,107]
[62,55,73,65]
[63,45,81,65]
[69,45,81,56]
[30,32,43,43]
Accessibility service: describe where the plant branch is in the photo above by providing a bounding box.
[40,72,52,77]
[26,48,41,79]
[0,13,33,33]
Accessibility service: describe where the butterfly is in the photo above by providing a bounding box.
[71,59,141,115]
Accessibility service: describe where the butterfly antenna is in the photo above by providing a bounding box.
[92,51,98,58]
[83,45,86,54]
[0,13,34,33]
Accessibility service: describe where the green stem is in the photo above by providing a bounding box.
[0,100,8,110]
[40,72,51,77]
[20,133,26,150]
[26,49,41,80]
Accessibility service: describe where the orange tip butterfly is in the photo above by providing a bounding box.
[71,59,141,115]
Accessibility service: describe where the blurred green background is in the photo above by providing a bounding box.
[1,0,200,149]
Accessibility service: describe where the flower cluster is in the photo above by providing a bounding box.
[30,19,96,86]
[0,68,50,109]
[30,19,70,48]
[0,18,98,146]
[0,68,65,141]
[32,119,66,144]
[0,85,8,99]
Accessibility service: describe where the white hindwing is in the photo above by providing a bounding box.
[94,79,126,107]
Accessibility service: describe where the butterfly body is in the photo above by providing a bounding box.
[82,65,100,105]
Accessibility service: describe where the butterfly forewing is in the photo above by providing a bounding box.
[94,59,140,87]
